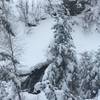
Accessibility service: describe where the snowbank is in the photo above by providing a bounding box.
[20,91,47,100]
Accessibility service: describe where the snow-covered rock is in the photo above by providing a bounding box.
[20,91,47,100]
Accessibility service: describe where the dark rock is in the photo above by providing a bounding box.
[21,61,51,93]
[27,23,37,27]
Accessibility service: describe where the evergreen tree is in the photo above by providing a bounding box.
[42,15,78,99]
[79,52,98,99]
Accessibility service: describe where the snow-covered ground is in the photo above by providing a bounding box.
[18,91,47,100]
[72,25,100,53]
[10,0,100,70]
[1,1,100,100]
[19,18,54,67]
[20,90,100,100]
[86,90,100,100]
[2,80,100,100]
[12,18,55,72]
[11,17,100,99]
[13,18,100,71]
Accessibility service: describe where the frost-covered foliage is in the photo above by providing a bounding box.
[34,80,76,100]
[79,52,96,99]
[41,12,78,99]
[46,0,100,32]
[81,0,100,32]
[33,0,100,100]
[0,1,22,100]
[0,81,17,100]
[17,0,46,27]
[78,51,100,99]
[34,81,57,100]
[94,49,100,89]
[0,0,100,100]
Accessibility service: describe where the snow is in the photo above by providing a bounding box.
[20,18,54,67]
[55,90,65,100]
[0,81,15,100]
[1,81,46,100]
[9,0,100,72]
[98,91,100,100]
[1,1,100,100]
[20,91,47,100]
[20,18,100,68]
[85,90,100,100]
[11,18,55,72]
[72,24,100,53]
[12,17,100,72]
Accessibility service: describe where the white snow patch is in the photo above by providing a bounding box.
[14,18,55,70]
[20,91,47,100]
[55,90,65,100]
[72,24,100,53]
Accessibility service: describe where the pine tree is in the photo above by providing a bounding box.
[42,15,78,99]
[79,52,98,99]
